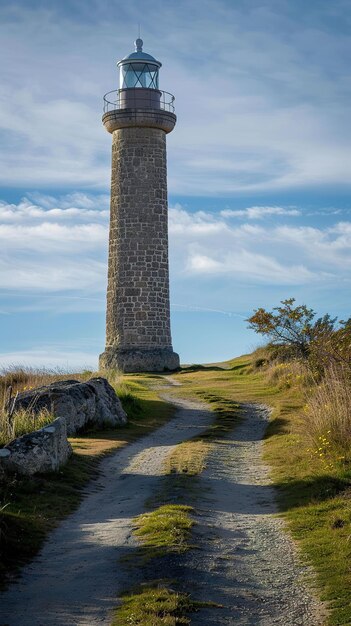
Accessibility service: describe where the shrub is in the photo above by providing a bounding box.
[309,318,351,376]
[247,298,336,359]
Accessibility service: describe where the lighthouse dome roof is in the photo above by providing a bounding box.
[118,39,162,67]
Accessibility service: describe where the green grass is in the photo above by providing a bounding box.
[0,408,55,447]
[112,585,198,625]
[168,355,351,626]
[2,359,350,624]
[115,379,242,624]
[0,375,176,589]
[0,453,98,586]
[133,504,194,556]
[163,390,241,479]
[114,498,218,625]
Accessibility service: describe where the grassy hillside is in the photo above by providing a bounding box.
[0,355,350,624]
[165,354,351,626]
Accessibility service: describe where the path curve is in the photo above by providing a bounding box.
[0,392,327,626]
[0,394,213,626]
[185,403,327,625]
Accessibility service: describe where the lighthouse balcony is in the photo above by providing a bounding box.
[103,88,175,114]
[102,88,176,134]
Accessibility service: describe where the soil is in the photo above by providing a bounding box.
[183,403,327,625]
[0,383,326,626]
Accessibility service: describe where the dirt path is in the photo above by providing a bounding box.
[184,403,326,625]
[0,394,213,626]
[0,389,326,626]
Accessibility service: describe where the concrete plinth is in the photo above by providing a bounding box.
[99,347,180,373]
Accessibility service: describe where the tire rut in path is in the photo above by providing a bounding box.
[184,403,327,626]
[0,394,213,626]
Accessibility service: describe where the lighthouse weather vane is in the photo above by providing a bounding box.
[99,38,180,373]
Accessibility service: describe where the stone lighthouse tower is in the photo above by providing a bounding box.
[99,39,180,373]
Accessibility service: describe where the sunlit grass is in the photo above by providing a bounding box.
[133,504,194,555]
[168,354,351,625]
[0,407,54,447]
[112,586,197,626]
[0,374,176,589]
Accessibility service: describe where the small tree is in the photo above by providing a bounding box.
[247,298,336,359]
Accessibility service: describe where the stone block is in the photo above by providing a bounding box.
[12,378,127,436]
[0,417,72,476]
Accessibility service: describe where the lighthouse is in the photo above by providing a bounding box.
[99,39,180,373]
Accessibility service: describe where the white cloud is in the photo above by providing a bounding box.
[0,1,350,193]
[0,197,109,222]
[186,250,315,284]
[0,222,107,250]
[221,206,301,220]
[0,194,350,310]
[0,194,108,295]
[0,349,97,371]
[27,192,110,211]
[0,257,106,292]
[169,205,351,285]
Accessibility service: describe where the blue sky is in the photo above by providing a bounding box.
[0,0,350,369]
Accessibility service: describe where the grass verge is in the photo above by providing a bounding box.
[167,355,351,626]
[0,375,176,589]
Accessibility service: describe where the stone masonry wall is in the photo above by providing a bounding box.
[105,126,173,351]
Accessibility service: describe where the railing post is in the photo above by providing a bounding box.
[103,90,175,114]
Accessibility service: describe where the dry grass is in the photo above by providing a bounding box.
[0,407,54,447]
[0,366,91,408]
[164,440,212,476]
[265,359,314,390]
[0,366,97,447]
[302,365,351,461]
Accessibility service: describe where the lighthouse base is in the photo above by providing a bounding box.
[99,347,180,373]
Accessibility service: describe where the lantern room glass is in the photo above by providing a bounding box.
[120,63,159,89]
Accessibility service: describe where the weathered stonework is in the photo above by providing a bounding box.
[0,378,128,476]
[13,378,127,436]
[99,106,180,373]
[0,417,72,476]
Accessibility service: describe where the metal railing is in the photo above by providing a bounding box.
[103,89,175,114]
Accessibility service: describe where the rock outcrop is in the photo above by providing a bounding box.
[12,377,127,436]
[0,378,128,476]
[0,417,71,476]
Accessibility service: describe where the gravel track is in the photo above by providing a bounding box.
[0,393,212,626]
[0,388,326,625]
[185,403,327,625]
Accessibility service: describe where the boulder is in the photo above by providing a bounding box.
[12,377,127,436]
[0,417,72,476]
